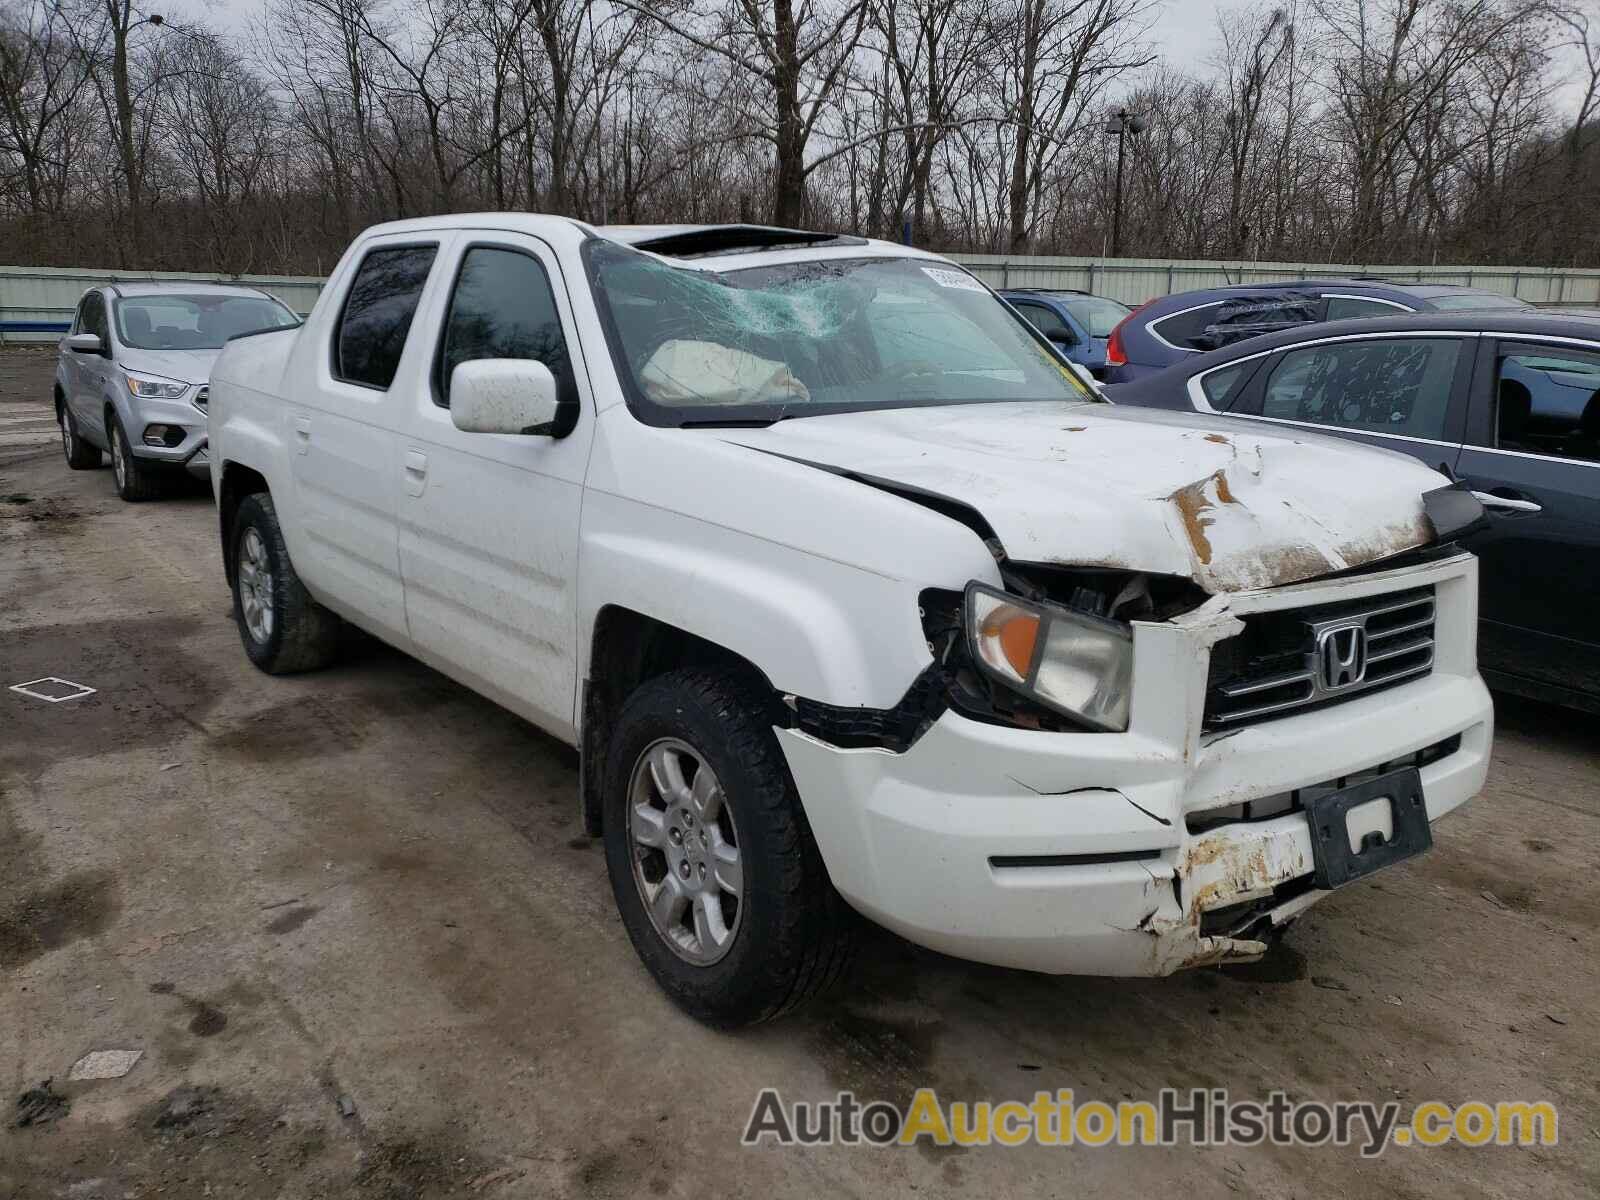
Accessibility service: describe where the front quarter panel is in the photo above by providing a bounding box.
[579,405,999,709]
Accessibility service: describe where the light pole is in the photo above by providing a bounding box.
[1106,108,1145,258]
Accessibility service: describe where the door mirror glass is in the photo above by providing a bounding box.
[66,332,102,355]
[1047,327,1079,348]
[449,358,561,435]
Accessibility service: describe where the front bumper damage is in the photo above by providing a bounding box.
[776,551,1492,976]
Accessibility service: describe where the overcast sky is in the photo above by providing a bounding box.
[181,0,1231,65]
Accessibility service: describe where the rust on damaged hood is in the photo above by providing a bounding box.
[718,401,1444,593]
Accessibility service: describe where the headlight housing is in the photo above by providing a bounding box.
[965,581,1134,731]
[124,371,191,400]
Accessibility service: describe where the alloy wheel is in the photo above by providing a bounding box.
[237,527,276,644]
[627,738,744,965]
[111,425,127,489]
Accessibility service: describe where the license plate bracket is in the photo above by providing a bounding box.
[1305,767,1431,889]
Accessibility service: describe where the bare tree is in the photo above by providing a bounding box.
[0,0,91,214]
[987,0,1153,252]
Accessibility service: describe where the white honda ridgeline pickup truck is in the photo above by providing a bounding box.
[208,215,1494,1026]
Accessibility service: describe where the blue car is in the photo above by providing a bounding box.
[1100,279,1529,384]
[998,289,1131,378]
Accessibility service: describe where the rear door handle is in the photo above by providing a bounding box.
[292,417,311,455]
[403,449,428,496]
[1472,489,1542,514]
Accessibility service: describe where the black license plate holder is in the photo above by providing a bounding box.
[1305,768,1431,889]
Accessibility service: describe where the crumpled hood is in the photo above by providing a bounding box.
[118,347,220,387]
[717,401,1445,593]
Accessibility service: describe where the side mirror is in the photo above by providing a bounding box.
[449,359,566,436]
[67,332,102,355]
[1047,327,1080,348]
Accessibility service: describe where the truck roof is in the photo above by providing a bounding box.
[347,214,945,273]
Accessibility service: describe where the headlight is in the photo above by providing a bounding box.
[965,581,1134,731]
[124,372,190,400]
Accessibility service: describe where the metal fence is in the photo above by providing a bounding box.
[5,253,1599,343]
[945,254,1600,307]
[0,265,325,343]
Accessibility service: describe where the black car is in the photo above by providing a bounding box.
[1111,311,1600,712]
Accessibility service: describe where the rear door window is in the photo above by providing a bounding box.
[1496,344,1600,462]
[334,244,439,389]
[1259,338,1462,438]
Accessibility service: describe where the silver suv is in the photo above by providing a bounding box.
[55,282,300,500]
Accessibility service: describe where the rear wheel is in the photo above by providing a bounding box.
[229,492,342,673]
[59,405,100,469]
[602,669,857,1027]
[108,413,163,501]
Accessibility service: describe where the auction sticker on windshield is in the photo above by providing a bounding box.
[921,267,988,292]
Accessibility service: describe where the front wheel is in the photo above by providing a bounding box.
[229,492,342,674]
[602,669,857,1027]
[108,412,163,501]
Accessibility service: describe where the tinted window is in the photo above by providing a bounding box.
[1326,296,1409,320]
[1063,295,1131,337]
[1012,301,1072,338]
[437,247,572,406]
[1261,339,1460,438]
[1496,345,1600,462]
[335,245,437,389]
[1200,362,1252,409]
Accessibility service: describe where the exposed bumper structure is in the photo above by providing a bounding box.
[778,552,1492,976]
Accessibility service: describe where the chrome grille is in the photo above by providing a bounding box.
[1205,587,1435,728]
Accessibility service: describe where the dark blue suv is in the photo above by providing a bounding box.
[1102,279,1529,383]
[998,289,1131,378]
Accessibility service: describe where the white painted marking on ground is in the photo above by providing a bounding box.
[9,677,97,702]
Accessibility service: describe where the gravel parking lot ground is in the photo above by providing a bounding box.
[1,347,1596,1198]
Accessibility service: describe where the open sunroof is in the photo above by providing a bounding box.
[630,225,867,259]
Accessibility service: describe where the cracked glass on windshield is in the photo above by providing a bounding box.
[585,240,1096,425]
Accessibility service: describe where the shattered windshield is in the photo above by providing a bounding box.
[584,240,1096,425]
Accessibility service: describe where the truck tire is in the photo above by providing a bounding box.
[59,404,101,469]
[229,492,342,674]
[108,412,164,501]
[602,668,857,1027]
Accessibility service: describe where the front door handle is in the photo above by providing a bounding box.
[292,417,311,455]
[1472,489,1542,514]
[403,449,428,497]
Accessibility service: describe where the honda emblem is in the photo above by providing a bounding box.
[1317,623,1368,691]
